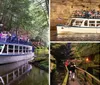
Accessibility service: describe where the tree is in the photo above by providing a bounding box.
[51,43,72,69]
[0,0,49,45]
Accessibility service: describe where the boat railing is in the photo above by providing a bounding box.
[0,63,32,85]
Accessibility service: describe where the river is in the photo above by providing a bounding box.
[0,60,48,85]
[50,28,100,41]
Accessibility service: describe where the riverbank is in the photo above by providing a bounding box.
[29,57,49,72]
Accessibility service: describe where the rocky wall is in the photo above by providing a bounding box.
[50,0,100,28]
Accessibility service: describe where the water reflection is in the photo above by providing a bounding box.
[0,61,31,85]
[0,61,48,85]
[51,30,100,41]
[57,34,100,41]
[0,61,29,76]
[15,66,48,85]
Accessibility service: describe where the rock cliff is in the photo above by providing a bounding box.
[50,0,100,28]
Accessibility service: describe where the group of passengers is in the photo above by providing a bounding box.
[0,31,30,44]
[73,9,100,18]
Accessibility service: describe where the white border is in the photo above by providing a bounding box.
[49,0,50,85]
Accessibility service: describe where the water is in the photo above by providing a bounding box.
[51,30,100,41]
[0,60,48,85]
[14,66,48,85]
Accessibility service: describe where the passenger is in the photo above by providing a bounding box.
[68,62,76,81]
[1,31,7,42]
[19,35,23,43]
[65,60,69,66]
[0,32,2,40]
[6,32,11,42]
[88,11,92,18]
[73,9,100,18]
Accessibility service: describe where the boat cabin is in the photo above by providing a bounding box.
[0,43,32,55]
[68,18,100,27]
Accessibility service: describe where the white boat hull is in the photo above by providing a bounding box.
[0,53,34,64]
[57,26,100,34]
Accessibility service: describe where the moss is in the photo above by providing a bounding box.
[30,57,49,72]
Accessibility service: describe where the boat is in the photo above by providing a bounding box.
[57,18,100,34]
[0,33,34,64]
[57,10,100,34]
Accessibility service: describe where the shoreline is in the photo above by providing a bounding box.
[29,58,48,72]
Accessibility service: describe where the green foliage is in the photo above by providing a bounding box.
[51,43,100,70]
[71,43,100,75]
[71,43,100,58]
[94,54,100,64]
[51,43,72,68]
[0,0,48,45]
[34,57,46,61]
[51,43,72,59]
[0,0,31,30]
[28,0,49,44]
[35,47,48,57]
[40,60,49,69]
[33,56,49,70]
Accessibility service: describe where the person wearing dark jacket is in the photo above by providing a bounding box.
[68,62,76,81]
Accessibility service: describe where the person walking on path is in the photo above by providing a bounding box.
[68,62,76,81]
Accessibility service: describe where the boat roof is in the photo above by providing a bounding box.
[71,18,100,20]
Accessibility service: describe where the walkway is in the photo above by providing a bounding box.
[63,66,100,85]
[68,76,80,85]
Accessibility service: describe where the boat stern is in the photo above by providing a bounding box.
[57,25,70,34]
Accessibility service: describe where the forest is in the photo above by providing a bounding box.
[51,43,100,84]
[0,0,49,45]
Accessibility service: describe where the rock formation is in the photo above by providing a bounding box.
[50,0,100,28]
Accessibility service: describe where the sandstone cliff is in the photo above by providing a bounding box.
[50,0,100,28]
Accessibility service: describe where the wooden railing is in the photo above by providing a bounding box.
[76,67,100,85]
[62,66,69,85]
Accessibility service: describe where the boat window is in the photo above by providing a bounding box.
[0,44,3,52]
[69,19,75,26]
[3,45,7,53]
[29,50,32,53]
[26,47,28,53]
[28,49,30,53]
[84,20,88,26]
[25,47,27,53]
[89,21,95,27]
[15,46,18,53]
[96,21,100,26]
[9,45,13,53]
[19,46,22,53]
[89,21,95,23]
[23,47,25,53]
[74,20,83,26]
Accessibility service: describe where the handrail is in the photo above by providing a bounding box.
[62,66,69,85]
[76,67,100,85]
